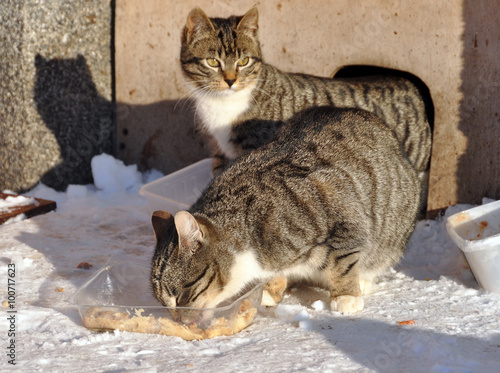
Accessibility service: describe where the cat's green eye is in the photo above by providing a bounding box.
[206,58,220,67]
[237,57,250,67]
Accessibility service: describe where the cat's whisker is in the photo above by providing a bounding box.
[177,82,213,96]
[248,92,263,112]
[189,87,219,123]
[251,86,274,99]
[174,84,206,110]
[178,78,212,86]
[179,84,214,114]
[175,94,199,114]
[174,96,193,112]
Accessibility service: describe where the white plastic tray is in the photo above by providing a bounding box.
[446,200,500,293]
[139,158,213,214]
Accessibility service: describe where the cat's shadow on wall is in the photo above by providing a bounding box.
[34,54,115,191]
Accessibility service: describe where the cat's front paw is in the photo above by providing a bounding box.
[261,289,278,306]
[330,295,364,314]
[262,276,287,307]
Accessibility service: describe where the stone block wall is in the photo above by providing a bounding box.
[0,0,114,192]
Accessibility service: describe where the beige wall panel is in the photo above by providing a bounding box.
[116,0,500,214]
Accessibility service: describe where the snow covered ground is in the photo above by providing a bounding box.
[1,154,500,372]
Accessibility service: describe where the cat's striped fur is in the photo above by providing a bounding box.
[180,6,432,175]
[151,107,421,314]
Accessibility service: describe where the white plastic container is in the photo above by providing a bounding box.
[139,158,213,214]
[446,200,500,293]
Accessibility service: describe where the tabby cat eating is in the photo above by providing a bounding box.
[180,6,432,176]
[151,107,421,314]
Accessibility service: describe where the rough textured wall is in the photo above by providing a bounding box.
[116,0,500,214]
[0,0,114,192]
[0,1,27,191]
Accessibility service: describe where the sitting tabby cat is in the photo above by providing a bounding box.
[180,6,432,176]
[151,107,421,314]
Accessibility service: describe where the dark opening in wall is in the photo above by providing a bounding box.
[334,65,434,130]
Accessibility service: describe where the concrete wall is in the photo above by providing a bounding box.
[0,0,114,192]
[115,0,500,215]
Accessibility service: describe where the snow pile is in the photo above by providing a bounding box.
[91,153,143,194]
[0,154,499,372]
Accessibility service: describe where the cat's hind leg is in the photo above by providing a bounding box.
[327,272,373,313]
[323,251,364,314]
[331,295,364,314]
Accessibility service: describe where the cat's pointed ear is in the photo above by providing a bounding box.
[237,6,259,35]
[76,54,86,64]
[174,211,204,257]
[35,54,46,67]
[152,210,174,242]
[184,7,214,42]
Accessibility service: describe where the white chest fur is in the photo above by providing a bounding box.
[210,250,326,307]
[195,88,253,159]
[211,251,271,307]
